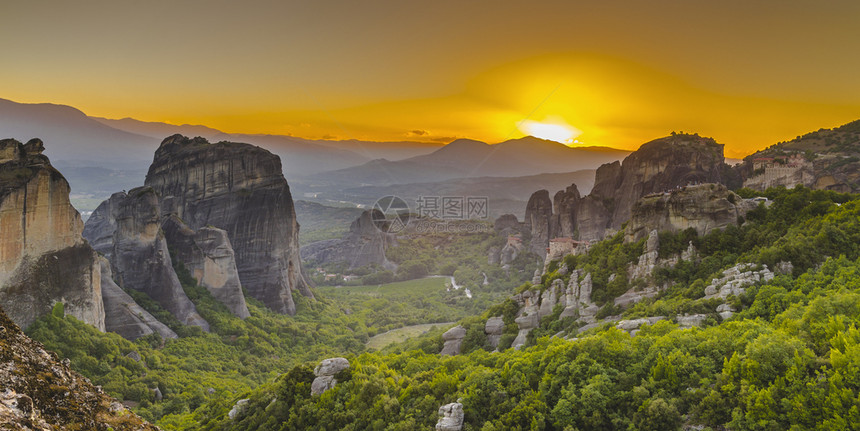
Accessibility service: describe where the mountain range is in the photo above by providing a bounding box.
[0,97,628,215]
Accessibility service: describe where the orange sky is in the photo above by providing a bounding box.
[3,0,860,158]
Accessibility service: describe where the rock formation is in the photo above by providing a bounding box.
[311,357,350,396]
[704,263,774,300]
[301,209,396,271]
[0,305,157,430]
[484,316,504,350]
[560,271,599,323]
[162,215,250,319]
[99,257,177,340]
[440,325,467,356]
[0,138,104,330]
[625,184,756,243]
[83,188,209,331]
[436,402,465,431]
[525,134,729,254]
[524,190,553,256]
[511,290,541,349]
[144,135,311,315]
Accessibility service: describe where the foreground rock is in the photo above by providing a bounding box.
[145,135,312,315]
[311,357,350,396]
[0,305,158,430]
[436,402,465,431]
[301,209,396,271]
[83,188,209,331]
[0,138,104,330]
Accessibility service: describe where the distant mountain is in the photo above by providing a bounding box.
[94,117,442,177]
[311,136,628,185]
[0,98,157,168]
[92,116,223,140]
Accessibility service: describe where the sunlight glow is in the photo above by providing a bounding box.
[519,119,582,144]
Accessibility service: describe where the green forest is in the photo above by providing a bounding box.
[26,186,860,430]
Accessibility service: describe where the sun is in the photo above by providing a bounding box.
[519,119,582,145]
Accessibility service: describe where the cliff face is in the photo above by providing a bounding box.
[0,138,104,330]
[0,305,158,430]
[83,187,209,331]
[145,135,311,315]
[524,190,553,256]
[162,215,250,319]
[300,209,396,271]
[99,256,178,340]
[525,134,728,253]
[625,184,757,242]
[603,135,725,228]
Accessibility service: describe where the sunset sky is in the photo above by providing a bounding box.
[3,0,860,157]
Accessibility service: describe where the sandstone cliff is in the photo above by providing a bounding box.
[0,138,104,330]
[144,135,311,315]
[0,304,158,430]
[83,187,209,331]
[625,184,756,242]
[300,209,396,271]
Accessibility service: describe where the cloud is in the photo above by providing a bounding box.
[407,129,429,136]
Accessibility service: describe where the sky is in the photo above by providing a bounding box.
[2,0,860,157]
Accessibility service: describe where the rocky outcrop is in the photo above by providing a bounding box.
[606,135,725,229]
[615,316,665,336]
[228,398,249,420]
[0,138,104,330]
[311,357,350,396]
[301,209,396,271]
[704,263,774,300]
[162,215,250,319]
[524,190,553,256]
[83,188,209,331]
[0,305,158,430]
[676,314,708,329]
[560,271,599,323]
[440,325,466,356]
[436,402,465,431]
[625,184,756,243]
[145,135,311,315]
[484,316,504,350]
[552,184,581,238]
[99,257,177,341]
[511,290,541,349]
[524,134,729,252]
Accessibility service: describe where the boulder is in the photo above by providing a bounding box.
[676,314,708,329]
[484,316,504,349]
[440,325,467,356]
[311,357,350,396]
[228,398,249,420]
[436,402,464,431]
